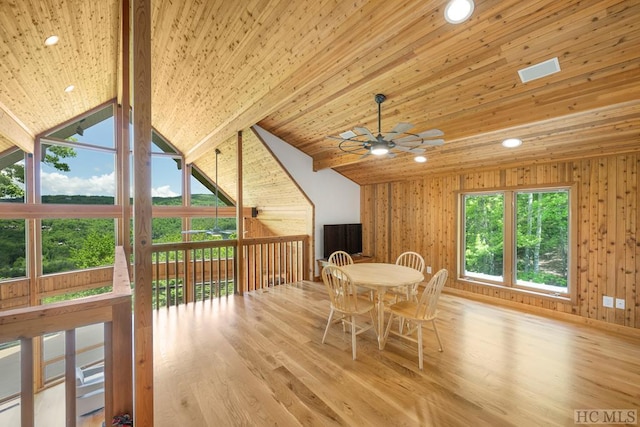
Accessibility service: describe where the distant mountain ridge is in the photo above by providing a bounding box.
[1,194,221,206]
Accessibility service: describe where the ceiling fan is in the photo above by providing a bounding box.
[182,148,236,239]
[328,94,444,160]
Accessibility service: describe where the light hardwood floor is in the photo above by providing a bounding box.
[0,384,105,427]
[153,281,640,426]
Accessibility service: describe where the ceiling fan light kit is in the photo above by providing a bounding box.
[370,141,390,155]
[329,93,444,161]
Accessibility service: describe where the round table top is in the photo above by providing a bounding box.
[340,263,424,288]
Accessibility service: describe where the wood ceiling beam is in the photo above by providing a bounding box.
[0,101,35,154]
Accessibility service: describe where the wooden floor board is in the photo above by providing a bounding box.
[152,281,640,426]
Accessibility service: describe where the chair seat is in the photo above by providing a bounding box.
[333,297,375,315]
[387,301,437,322]
[387,285,417,302]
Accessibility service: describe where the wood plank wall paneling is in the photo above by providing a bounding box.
[0,279,30,309]
[38,267,113,297]
[361,153,640,329]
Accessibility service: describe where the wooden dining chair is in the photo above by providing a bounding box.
[321,265,375,360]
[327,250,372,299]
[389,251,425,303]
[383,268,448,370]
[327,250,353,266]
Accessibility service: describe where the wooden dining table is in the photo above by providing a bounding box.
[340,262,424,349]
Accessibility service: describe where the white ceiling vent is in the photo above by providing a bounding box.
[518,57,561,83]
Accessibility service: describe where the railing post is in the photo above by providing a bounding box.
[65,330,77,427]
[20,337,34,427]
[106,301,133,420]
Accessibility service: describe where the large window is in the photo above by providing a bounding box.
[0,220,26,279]
[460,186,573,296]
[42,105,116,204]
[41,218,116,274]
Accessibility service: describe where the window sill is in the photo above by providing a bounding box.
[457,277,574,304]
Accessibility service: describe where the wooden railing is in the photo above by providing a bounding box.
[242,235,309,291]
[0,247,133,427]
[0,235,309,425]
[150,235,310,308]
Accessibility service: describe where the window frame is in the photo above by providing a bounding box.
[457,183,577,302]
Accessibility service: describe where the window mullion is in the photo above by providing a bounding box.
[503,191,514,287]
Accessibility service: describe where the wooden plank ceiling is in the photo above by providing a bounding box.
[0,0,638,187]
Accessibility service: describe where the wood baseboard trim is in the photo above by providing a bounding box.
[443,287,640,339]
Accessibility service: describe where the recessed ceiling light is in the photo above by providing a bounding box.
[445,0,475,24]
[44,35,59,46]
[502,138,522,148]
[64,85,75,93]
[414,155,427,163]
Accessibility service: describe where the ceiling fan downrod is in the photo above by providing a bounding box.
[374,93,386,136]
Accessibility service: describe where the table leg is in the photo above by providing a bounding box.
[376,290,386,350]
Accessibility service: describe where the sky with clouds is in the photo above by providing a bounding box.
[36,118,209,198]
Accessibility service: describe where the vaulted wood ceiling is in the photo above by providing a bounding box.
[1,0,639,187]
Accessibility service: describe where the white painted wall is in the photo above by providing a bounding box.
[252,126,360,273]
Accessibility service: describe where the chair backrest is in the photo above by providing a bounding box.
[415,269,448,319]
[322,265,360,313]
[395,251,425,273]
[328,250,354,267]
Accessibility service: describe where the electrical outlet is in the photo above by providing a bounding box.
[602,296,614,308]
[615,298,625,310]
[426,266,432,274]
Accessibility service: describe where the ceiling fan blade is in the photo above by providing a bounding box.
[359,150,371,160]
[386,152,397,159]
[354,126,377,142]
[395,137,445,146]
[393,129,444,144]
[415,128,444,138]
[393,145,426,154]
[384,122,414,140]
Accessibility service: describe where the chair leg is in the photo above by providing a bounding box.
[383,312,395,343]
[322,308,334,344]
[417,324,423,370]
[432,319,443,352]
[351,315,357,360]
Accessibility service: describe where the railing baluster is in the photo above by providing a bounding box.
[21,337,34,427]
[200,247,205,301]
[154,252,159,309]
[164,251,171,308]
[208,247,214,299]
[65,330,77,427]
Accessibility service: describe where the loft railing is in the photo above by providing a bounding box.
[150,235,309,308]
[151,240,236,308]
[242,235,309,291]
[0,235,309,424]
[0,246,132,427]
